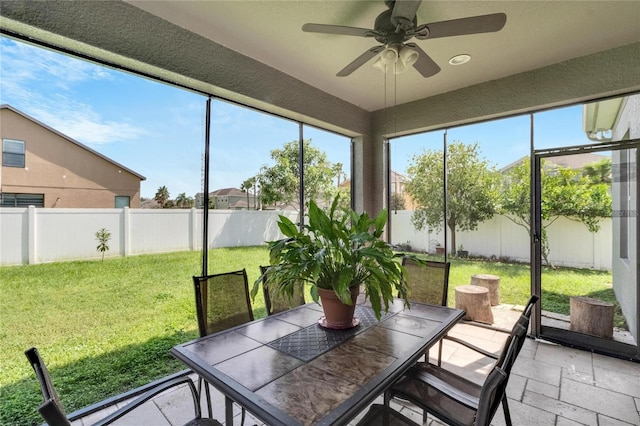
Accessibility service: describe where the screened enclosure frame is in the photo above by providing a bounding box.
[532,139,640,361]
[387,92,640,360]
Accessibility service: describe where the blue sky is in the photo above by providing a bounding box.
[1,36,594,199]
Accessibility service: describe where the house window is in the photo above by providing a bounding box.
[0,193,44,207]
[115,196,130,208]
[2,139,25,168]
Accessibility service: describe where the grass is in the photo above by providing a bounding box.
[0,248,616,425]
[441,256,622,328]
[0,247,269,426]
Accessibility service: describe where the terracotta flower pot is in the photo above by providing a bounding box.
[317,286,360,329]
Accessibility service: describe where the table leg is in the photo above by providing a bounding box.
[225,396,234,425]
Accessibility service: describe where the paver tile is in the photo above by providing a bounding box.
[561,376,640,425]
[524,389,597,425]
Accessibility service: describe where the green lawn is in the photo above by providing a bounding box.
[0,247,269,426]
[0,248,616,426]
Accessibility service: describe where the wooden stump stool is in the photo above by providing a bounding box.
[455,285,494,324]
[470,274,500,306]
[570,296,614,338]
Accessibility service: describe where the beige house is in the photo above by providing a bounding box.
[500,152,609,174]
[210,187,255,210]
[1,104,145,208]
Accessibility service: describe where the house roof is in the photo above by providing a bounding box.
[1,104,146,181]
[228,199,248,209]
[500,153,609,173]
[391,170,407,183]
[211,187,246,197]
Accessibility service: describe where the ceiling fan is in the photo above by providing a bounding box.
[302,0,506,77]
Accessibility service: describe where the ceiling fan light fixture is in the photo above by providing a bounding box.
[380,46,399,65]
[393,61,409,74]
[399,45,419,67]
[449,54,471,66]
[372,57,387,73]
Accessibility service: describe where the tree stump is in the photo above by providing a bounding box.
[470,274,500,306]
[455,285,494,324]
[570,296,614,338]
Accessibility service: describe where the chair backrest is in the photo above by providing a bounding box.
[474,297,535,425]
[521,294,538,322]
[259,265,305,316]
[474,359,510,426]
[24,347,71,426]
[401,257,450,306]
[193,269,254,337]
[508,294,538,371]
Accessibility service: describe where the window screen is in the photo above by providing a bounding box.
[0,193,44,207]
[115,196,130,208]
[2,139,26,168]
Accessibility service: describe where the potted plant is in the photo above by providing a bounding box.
[434,241,445,255]
[457,244,468,258]
[252,196,409,329]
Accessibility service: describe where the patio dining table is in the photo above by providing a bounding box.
[171,297,465,426]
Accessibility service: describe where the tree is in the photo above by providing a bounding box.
[391,193,406,210]
[582,158,612,184]
[332,162,346,188]
[257,139,336,210]
[240,177,256,210]
[500,158,612,265]
[154,186,170,208]
[95,228,111,262]
[405,142,500,253]
[175,192,193,208]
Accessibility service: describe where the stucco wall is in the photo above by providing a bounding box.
[1,107,142,208]
[611,94,640,343]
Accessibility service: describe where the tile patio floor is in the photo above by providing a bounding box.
[70,305,640,426]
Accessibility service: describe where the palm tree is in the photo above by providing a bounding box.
[175,192,193,208]
[241,177,256,210]
[582,159,612,184]
[154,186,170,208]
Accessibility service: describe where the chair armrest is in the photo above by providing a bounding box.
[92,376,201,426]
[443,335,500,360]
[409,366,479,411]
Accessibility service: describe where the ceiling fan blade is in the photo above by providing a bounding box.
[302,23,373,38]
[405,43,441,77]
[337,46,384,77]
[391,0,422,27]
[415,13,507,39]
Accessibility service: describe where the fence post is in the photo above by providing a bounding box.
[28,205,36,264]
[123,207,130,257]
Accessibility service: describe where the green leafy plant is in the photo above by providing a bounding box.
[95,228,111,262]
[251,195,409,320]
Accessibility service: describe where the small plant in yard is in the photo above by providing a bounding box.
[395,241,412,252]
[95,228,111,262]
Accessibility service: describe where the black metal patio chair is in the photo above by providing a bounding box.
[25,347,221,426]
[192,269,254,423]
[380,295,539,426]
[402,257,450,364]
[355,404,420,426]
[259,265,305,316]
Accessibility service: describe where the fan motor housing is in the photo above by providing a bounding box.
[374,10,418,44]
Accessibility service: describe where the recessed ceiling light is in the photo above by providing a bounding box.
[449,54,471,66]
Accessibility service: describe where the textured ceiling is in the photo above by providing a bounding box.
[127,0,640,112]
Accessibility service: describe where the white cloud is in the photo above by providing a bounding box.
[0,38,146,145]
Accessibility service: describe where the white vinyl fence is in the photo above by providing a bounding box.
[1,207,611,269]
[0,207,298,266]
[391,211,612,270]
